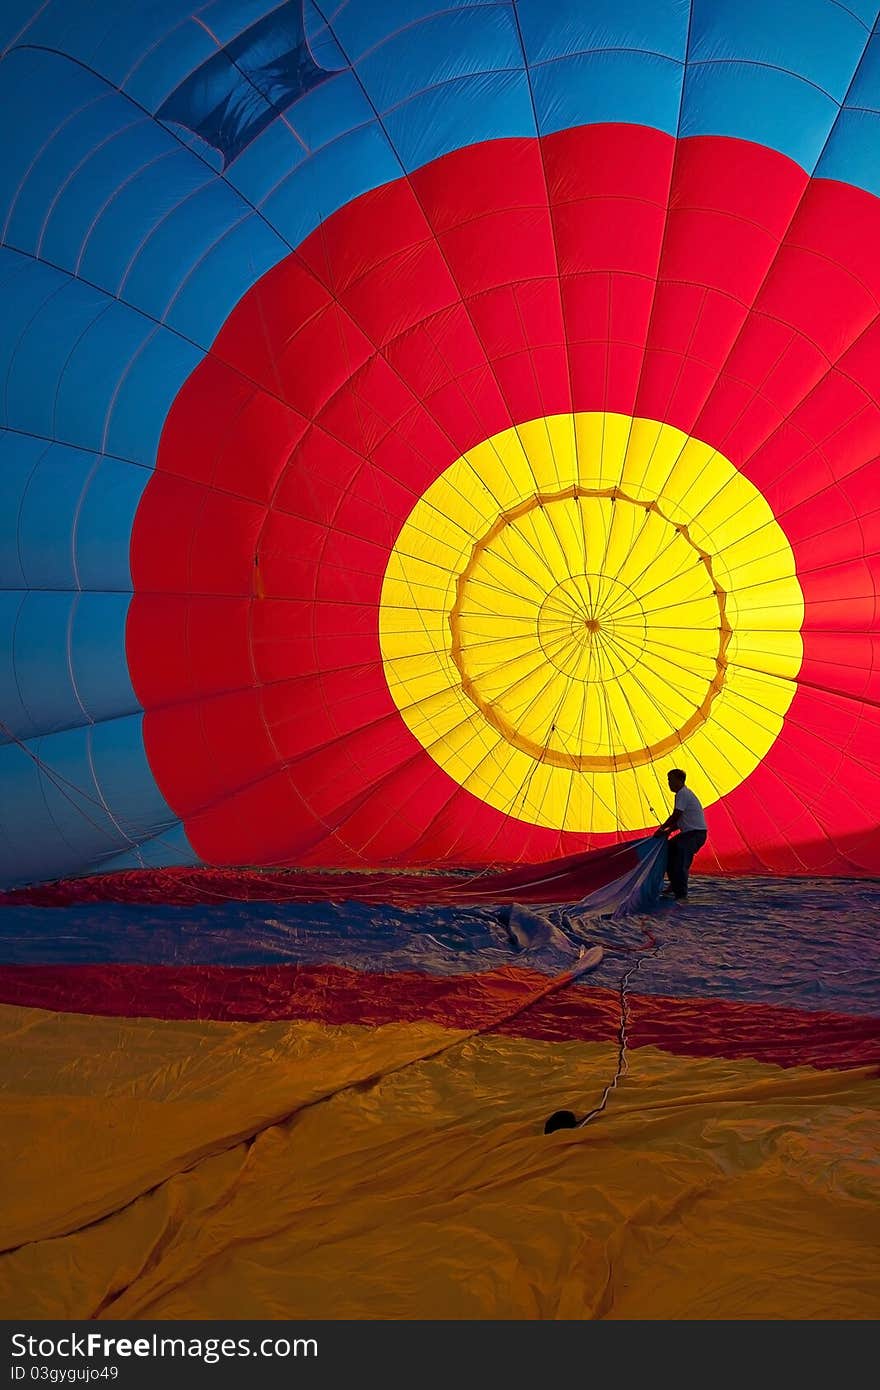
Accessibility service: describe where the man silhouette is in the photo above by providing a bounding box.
[654,769,707,901]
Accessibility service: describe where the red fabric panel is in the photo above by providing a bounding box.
[127,124,880,875]
[0,963,875,1072]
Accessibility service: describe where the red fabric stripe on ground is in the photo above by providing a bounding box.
[0,964,875,1071]
[0,844,641,906]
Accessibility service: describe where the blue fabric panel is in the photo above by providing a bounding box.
[386,69,535,172]
[0,716,188,887]
[119,177,265,319]
[101,329,202,467]
[38,116,176,274]
[0,433,45,589]
[223,117,307,208]
[0,42,203,290]
[840,26,880,120]
[164,212,287,345]
[532,50,685,137]
[2,268,196,476]
[3,93,126,258]
[5,593,82,737]
[17,443,94,590]
[516,0,690,66]
[680,60,841,171]
[123,20,219,111]
[14,0,146,65]
[0,42,229,312]
[0,47,104,229]
[52,303,162,455]
[4,276,109,440]
[74,456,147,592]
[303,0,349,71]
[682,0,875,170]
[88,714,186,842]
[201,0,292,48]
[0,594,136,739]
[841,0,880,24]
[4,443,140,598]
[357,5,522,114]
[89,0,211,87]
[688,0,870,101]
[0,252,65,413]
[816,108,880,197]
[281,69,374,156]
[69,594,138,724]
[262,120,399,248]
[816,31,880,194]
[0,594,31,737]
[0,738,110,888]
[0,0,41,51]
[77,152,215,296]
[330,0,491,61]
[0,241,42,299]
[165,125,225,173]
[97,820,201,874]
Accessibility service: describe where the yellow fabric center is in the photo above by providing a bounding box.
[379,413,804,833]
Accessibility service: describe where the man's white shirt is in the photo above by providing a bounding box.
[674,786,706,833]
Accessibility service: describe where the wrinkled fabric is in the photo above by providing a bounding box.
[1,1004,877,1320]
[0,840,664,909]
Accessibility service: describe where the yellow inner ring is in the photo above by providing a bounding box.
[379,412,804,834]
[450,486,732,771]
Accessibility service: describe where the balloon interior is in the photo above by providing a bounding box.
[0,0,878,1322]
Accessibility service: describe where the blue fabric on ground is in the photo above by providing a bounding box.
[2,877,878,1017]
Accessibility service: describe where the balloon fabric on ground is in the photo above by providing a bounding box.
[1,877,879,1318]
[1,0,879,1323]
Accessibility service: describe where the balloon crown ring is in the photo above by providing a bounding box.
[449,485,731,773]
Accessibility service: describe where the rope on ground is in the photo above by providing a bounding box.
[577,919,660,1129]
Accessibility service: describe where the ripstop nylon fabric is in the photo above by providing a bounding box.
[1,1001,877,1319]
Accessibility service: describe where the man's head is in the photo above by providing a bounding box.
[667,768,686,792]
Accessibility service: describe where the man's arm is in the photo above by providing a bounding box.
[654,808,682,837]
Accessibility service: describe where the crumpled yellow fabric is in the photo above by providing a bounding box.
[1,1002,878,1319]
